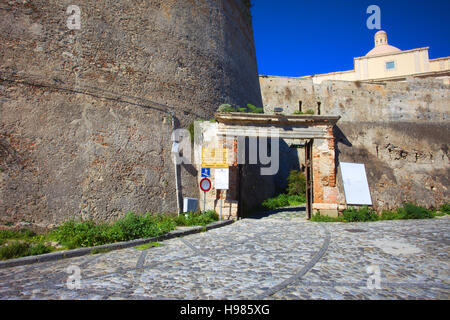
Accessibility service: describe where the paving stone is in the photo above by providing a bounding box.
[0,208,448,299]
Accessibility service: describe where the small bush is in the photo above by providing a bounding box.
[262,194,289,210]
[433,211,445,217]
[342,206,379,222]
[380,209,405,220]
[401,203,433,219]
[287,170,306,196]
[50,211,217,250]
[440,203,450,214]
[28,243,52,256]
[0,241,52,260]
[217,104,236,113]
[50,221,109,249]
[247,104,263,113]
[0,229,36,241]
[174,210,218,226]
[261,194,306,210]
[0,229,38,246]
[0,242,29,260]
[311,212,344,222]
[314,203,439,223]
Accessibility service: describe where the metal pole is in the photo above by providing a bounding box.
[220,190,223,221]
[170,111,181,216]
[203,191,206,213]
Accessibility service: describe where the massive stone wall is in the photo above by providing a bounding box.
[260,76,450,210]
[0,0,263,227]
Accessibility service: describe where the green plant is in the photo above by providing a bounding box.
[401,203,433,219]
[246,104,263,113]
[108,212,176,242]
[217,104,236,113]
[50,211,217,250]
[311,212,344,222]
[287,170,306,196]
[342,206,379,222]
[439,203,450,214]
[188,119,218,142]
[315,203,437,223]
[134,242,162,250]
[0,241,52,260]
[260,75,268,78]
[28,243,52,256]
[294,109,315,115]
[174,210,218,226]
[380,209,405,220]
[261,194,306,210]
[433,211,445,217]
[188,121,195,143]
[0,229,36,242]
[50,221,109,249]
[0,242,30,260]
[0,210,220,260]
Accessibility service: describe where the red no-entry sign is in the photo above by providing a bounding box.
[200,178,211,192]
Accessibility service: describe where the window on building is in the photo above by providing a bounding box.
[298,101,302,112]
[386,61,395,70]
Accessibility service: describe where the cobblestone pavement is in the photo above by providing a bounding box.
[0,208,449,300]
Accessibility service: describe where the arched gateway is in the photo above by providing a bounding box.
[195,113,343,219]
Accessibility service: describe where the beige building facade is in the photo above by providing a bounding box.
[297,30,450,84]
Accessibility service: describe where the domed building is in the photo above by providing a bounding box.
[299,30,449,84]
[365,30,401,56]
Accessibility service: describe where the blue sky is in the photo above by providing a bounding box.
[251,0,450,77]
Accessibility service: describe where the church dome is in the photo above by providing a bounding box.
[366,30,401,56]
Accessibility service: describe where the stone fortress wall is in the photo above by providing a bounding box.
[260,75,450,210]
[0,0,263,227]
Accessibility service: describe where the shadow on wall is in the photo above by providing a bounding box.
[240,138,300,215]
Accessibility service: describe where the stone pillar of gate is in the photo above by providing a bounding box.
[312,126,340,217]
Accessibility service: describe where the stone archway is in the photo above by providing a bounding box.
[195,113,342,219]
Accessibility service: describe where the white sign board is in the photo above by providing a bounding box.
[215,168,229,190]
[340,162,372,205]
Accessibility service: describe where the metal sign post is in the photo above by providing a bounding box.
[199,177,211,213]
[220,190,223,221]
[203,192,206,213]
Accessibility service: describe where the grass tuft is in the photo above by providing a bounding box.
[311,203,440,223]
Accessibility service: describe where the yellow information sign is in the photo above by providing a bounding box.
[201,147,228,168]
